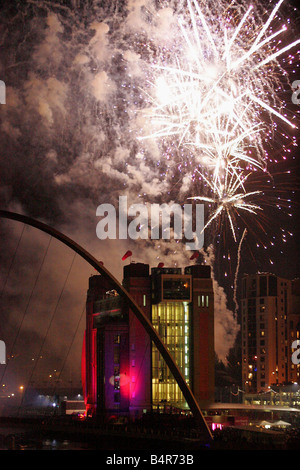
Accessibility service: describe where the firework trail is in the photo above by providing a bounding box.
[233,228,247,316]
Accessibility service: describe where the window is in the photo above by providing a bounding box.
[260,276,267,297]
[114,346,120,364]
[114,378,120,390]
[163,278,190,300]
[198,295,209,308]
[269,275,277,296]
[151,301,189,407]
[250,278,257,296]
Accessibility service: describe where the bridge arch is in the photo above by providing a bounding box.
[0,209,212,438]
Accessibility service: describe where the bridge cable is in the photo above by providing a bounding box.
[0,234,52,388]
[0,223,26,299]
[44,302,86,415]
[18,251,77,413]
[0,224,26,340]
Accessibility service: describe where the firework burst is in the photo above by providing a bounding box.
[189,165,262,242]
[138,0,299,243]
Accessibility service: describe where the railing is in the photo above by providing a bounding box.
[93,296,123,314]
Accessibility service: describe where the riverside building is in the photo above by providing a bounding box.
[83,262,214,418]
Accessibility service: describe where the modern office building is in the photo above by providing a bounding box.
[241,273,300,393]
[82,262,214,418]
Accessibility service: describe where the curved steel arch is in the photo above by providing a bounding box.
[0,209,212,438]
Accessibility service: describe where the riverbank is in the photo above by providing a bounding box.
[0,415,297,450]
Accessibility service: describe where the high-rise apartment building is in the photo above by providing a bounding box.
[241,273,300,393]
[83,262,214,418]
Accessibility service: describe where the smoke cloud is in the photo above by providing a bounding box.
[201,246,240,363]
[0,0,244,389]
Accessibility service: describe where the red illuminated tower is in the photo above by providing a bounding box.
[83,263,151,418]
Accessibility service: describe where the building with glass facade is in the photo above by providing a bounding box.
[83,262,214,418]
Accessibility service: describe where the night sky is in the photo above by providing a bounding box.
[0,0,299,395]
